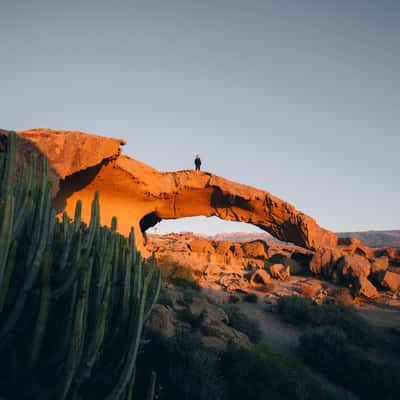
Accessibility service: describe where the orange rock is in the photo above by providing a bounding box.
[337,254,371,282]
[380,271,400,292]
[250,269,271,286]
[371,256,389,274]
[14,128,338,250]
[269,264,290,281]
[242,240,268,259]
[353,276,379,299]
[309,247,344,278]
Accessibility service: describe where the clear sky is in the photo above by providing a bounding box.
[1,0,399,235]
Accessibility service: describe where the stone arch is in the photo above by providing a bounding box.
[15,129,338,251]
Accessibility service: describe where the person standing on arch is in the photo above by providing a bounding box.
[194,154,202,171]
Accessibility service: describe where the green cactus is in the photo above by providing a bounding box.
[0,130,162,399]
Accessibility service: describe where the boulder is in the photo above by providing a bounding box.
[380,271,400,292]
[184,297,207,322]
[299,282,321,298]
[269,263,290,281]
[199,304,251,351]
[214,241,232,255]
[353,276,379,299]
[230,243,244,258]
[200,304,229,336]
[371,256,389,274]
[268,253,303,275]
[188,239,215,254]
[338,237,362,253]
[309,247,343,278]
[242,241,268,259]
[250,269,271,286]
[337,254,371,282]
[201,329,251,352]
[147,305,175,338]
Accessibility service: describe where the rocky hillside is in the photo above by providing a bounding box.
[212,230,400,248]
[337,230,400,248]
[146,232,400,302]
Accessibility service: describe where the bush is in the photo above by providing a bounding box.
[157,285,173,306]
[229,295,240,304]
[277,295,372,347]
[243,293,258,303]
[220,343,353,400]
[136,331,223,400]
[157,255,200,290]
[299,326,400,400]
[223,305,262,344]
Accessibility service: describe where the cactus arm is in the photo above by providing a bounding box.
[144,268,161,322]
[0,194,14,286]
[80,278,111,380]
[28,251,52,368]
[0,239,17,313]
[146,371,157,400]
[59,257,93,400]
[0,131,16,196]
[105,262,150,400]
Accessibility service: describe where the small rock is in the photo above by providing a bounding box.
[250,269,271,286]
[337,254,371,282]
[147,305,175,338]
[269,264,290,281]
[380,271,400,292]
[353,276,379,299]
[371,256,389,274]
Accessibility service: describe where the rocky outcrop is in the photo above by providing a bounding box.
[18,128,125,179]
[337,254,371,282]
[380,271,400,292]
[353,276,379,299]
[2,128,338,251]
[269,264,291,281]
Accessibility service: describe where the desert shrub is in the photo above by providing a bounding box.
[277,295,372,347]
[277,295,315,324]
[228,295,240,304]
[243,293,258,303]
[136,331,223,400]
[157,285,173,306]
[157,255,200,291]
[220,343,353,400]
[299,326,400,400]
[222,305,262,344]
[182,285,202,303]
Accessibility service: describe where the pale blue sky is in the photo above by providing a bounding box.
[1,0,399,234]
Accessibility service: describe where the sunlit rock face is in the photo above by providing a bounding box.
[13,128,338,250]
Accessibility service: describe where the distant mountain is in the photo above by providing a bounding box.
[211,230,400,248]
[337,230,400,249]
[209,232,284,244]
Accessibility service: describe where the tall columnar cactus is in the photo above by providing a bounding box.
[0,131,161,400]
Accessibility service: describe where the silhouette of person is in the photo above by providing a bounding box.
[194,154,201,171]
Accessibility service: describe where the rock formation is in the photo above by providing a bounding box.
[1,128,338,251]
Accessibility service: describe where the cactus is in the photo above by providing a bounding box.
[146,371,157,400]
[0,131,161,399]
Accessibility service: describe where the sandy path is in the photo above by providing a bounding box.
[236,302,301,356]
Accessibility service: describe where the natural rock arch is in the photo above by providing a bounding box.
[12,129,338,251]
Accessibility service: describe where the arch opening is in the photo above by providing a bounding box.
[145,216,285,244]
